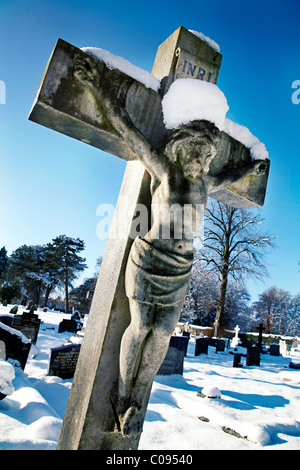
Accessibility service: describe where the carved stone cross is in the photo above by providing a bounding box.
[29,27,269,450]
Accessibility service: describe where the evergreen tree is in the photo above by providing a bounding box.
[8,244,46,305]
[0,246,8,282]
[51,235,87,313]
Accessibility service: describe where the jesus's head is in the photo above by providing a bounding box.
[164,120,220,179]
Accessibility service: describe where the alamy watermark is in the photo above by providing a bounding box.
[96,197,205,248]
[0,80,6,104]
[291,80,300,104]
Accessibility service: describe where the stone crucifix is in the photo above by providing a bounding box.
[29,27,269,450]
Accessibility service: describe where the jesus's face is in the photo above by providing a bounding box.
[165,120,220,179]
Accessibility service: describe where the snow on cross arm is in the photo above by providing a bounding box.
[162,78,269,161]
[81,46,161,92]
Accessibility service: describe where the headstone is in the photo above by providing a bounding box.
[233,353,243,367]
[231,325,240,348]
[181,331,190,355]
[195,337,209,356]
[269,343,280,356]
[0,315,13,327]
[58,319,80,333]
[0,323,31,369]
[246,345,260,366]
[157,336,188,375]
[291,339,300,350]
[48,343,81,379]
[29,27,270,450]
[256,323,265,351]
[12,310,41,344]
[279,340,291,356]
[215,339,225,353]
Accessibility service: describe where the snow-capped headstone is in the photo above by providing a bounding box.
[12,310,41,344]
[29,26,270,451]
[0,322,31,370]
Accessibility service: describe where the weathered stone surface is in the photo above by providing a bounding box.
[151,26,222,92]
[29,39,166,158]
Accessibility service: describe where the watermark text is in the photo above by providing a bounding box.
[0,80,6,104]
[291,80,300,104]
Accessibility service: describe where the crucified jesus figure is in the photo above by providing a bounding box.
[73,55,269,436]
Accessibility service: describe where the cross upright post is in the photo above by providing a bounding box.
[29,27,269,450]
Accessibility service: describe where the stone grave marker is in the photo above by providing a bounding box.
[12,310,41,344]
[58,318,80,334]
[195,337,209,356]
[233,353,243,368]
[29,27,270,450]
[48,343,81,379]
[246,345,260,366]
[215,339,225,352]
[0,315,13,327]
[269,343,280,356]
[0,323,31,369]
[157,336,188,375]
[231,325,240,348]
[279,340,291,356]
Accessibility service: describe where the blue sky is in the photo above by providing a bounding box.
[0,0,299,301]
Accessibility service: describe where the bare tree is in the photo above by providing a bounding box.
[195,200,276,336]
[252,286,291,334]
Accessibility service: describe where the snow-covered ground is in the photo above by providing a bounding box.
[0,305,299,450]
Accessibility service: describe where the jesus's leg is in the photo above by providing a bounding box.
[119,301,181,435]
[118,298,154,414]
[130,302,182,408]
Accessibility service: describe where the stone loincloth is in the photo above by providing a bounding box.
[125,236,194,306]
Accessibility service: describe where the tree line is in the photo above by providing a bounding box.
[1,202,298,336]
[0,235,87,313]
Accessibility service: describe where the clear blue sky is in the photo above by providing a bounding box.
[0,0,299,301]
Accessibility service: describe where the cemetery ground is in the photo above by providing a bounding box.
[0,306,299,451]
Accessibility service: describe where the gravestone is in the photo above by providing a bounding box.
[48,343,81,379]
[0,323,31,369]
[12,310,41,344]
[58,319,80,334]
[256,323,265,351]
[231,325,240,348]
[0,315,13,327]
[29,27,270,450]
[246,345,260,366]
[280,340,291,356]
[291,339,300,350]
[157,336,188,375]
[181,331,190,355]
[195,337,209,356]
[233,353,243,368]
[215,339,225,352]
[269,343,280,356]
